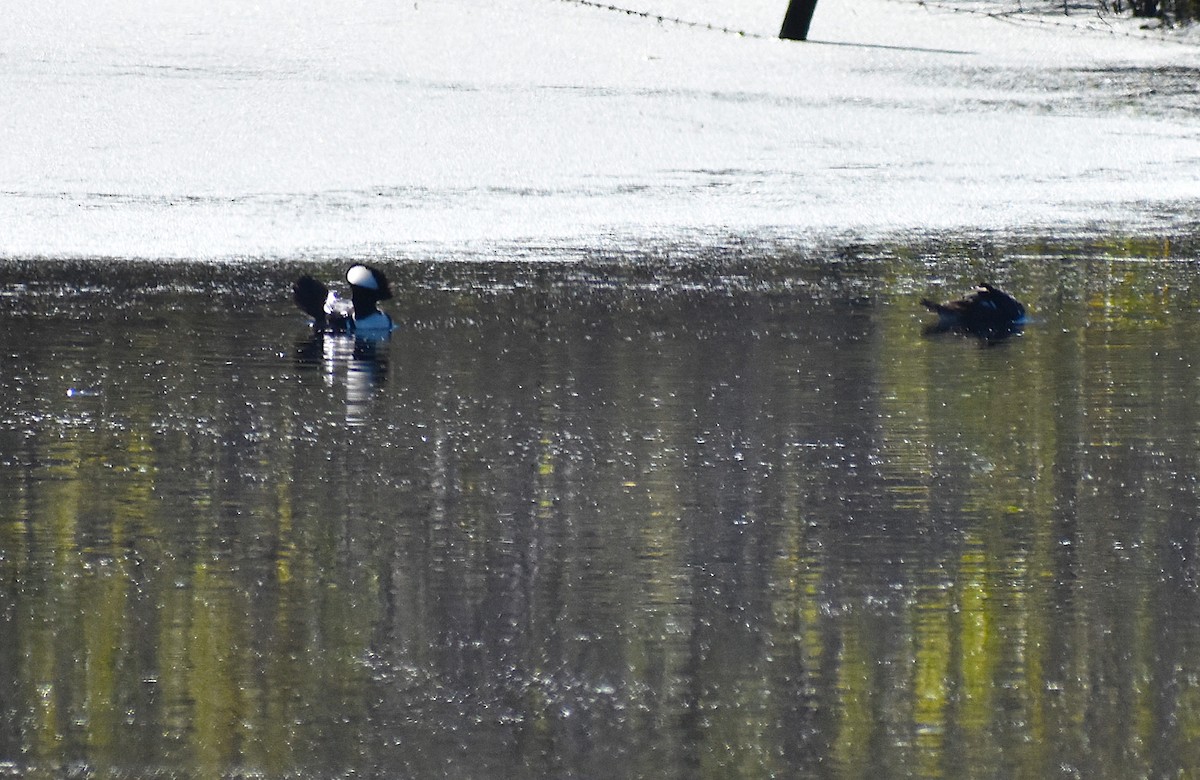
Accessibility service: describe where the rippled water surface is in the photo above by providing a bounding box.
[3,240,1200,778]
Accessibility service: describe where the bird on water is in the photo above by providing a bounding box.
[293,264,394,334]
[920,283,1026,339]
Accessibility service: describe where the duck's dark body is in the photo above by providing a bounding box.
[293,264,394,334]
[921,283,1026,339]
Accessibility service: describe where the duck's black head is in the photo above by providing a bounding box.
[347,264,392,302]
[345,264,392,321]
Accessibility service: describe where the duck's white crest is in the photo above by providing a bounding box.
[346,265,378,290]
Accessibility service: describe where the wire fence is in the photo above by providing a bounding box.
[553,0,769,38]
[553,0,1200,42]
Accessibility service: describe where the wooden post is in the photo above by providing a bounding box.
[779,0,818,40]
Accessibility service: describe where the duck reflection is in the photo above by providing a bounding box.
[295,331,390,425]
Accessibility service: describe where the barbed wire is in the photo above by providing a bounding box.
[553,0,769,38]
[553,0,1200,46]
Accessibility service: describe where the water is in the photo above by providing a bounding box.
[2,239,1200,778]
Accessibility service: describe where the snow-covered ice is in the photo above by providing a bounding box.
[2,0,1198,260]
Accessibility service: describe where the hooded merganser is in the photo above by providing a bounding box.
[921,283,1026,339]
[293,264,394,334]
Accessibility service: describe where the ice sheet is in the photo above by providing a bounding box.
[2,0,1198,259]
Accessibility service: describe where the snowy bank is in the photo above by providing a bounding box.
[2,0,1199,260]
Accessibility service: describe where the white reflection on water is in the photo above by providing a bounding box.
[295,332,392,427]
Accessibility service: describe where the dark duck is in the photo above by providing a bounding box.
[293,264,394,334]
[920,283,1026,339]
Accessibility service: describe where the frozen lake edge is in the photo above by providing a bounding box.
[3,0,1199,261]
